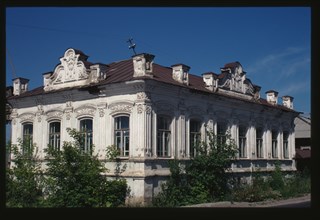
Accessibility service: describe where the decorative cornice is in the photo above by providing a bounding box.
[74,105,96,118]
[137,104,143,114]
[97,102,107,117]
[136,92,151,101]
[19,112,35,123]
[46,110,64,121]
[108,102,133,115]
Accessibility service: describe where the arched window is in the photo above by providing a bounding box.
[49,121,61,151]
[157,115,171,157]
[79,118,93,154]
[114,115,130,157]
[272,130,278,158]
[256,128,263,158]
[190,119,201,157]
[22,123,33,154]
[238,125,247,158]
[283,131,289,159]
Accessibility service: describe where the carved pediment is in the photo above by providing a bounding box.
[218,62,258,98]
[74,105,96,118]
[19,112,35,122]
[108,101,133,114]
[53,48,88,83]
[44,48,91,91]
[46,110,64,121]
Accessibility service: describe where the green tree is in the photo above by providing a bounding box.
[6,139,44,207]
[153,130,238,207]
[43,128,129,207]
[186,130,238,200]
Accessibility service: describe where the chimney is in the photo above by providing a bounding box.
[265,90,278,105]
[13,77,29,96]
[89,63,108,83]
[132,53,155,78]
[202,72,218,92]
[282,95,294,109]
[171,64,190,85]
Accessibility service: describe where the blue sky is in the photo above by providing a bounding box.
[6,7,311,139]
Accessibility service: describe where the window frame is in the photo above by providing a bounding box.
[79,118,93,154]
[114,115,130,157]
[189,119,202,158]
[256,127,263,158]
[271,130,278,158]
[283,131,289,159]
[217,121,227,145]
[238,125,247,158]
[48,121,61,151]
[22,122,33,154]
[157,115,172,157]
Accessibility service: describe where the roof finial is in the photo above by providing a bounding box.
[127,37,137,55]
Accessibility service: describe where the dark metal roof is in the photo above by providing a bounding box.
[7,56,297,113]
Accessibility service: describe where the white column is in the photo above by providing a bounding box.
[176,112,186,158]
[96,104,106,158]
[134,102,152,158]
[248,123,256,159]
[152,111,157,158]
[186,117,190,157]
[171,114,176,158]
[63,102,73,142]
[135,103,143,158]
[265,125,271,159]
[290,127,296,169]
[279,129,283,159]
[145,104,152,157]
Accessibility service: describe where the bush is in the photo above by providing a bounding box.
[6,129,130,208]
[42,128,130,207]
[232,164,311,202]
[153,130,238,207]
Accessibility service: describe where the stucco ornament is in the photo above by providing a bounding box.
[55,49,88,83]
[44,49,89,91]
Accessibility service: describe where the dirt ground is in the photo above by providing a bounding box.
[183,193,311,208]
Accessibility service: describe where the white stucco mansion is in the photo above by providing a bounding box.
[7,48,299,204]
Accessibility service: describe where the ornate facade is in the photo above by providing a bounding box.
[7,48,299,205]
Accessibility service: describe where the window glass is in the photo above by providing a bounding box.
[115,116,130,157]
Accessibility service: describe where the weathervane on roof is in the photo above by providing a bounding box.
[127,37,137,55]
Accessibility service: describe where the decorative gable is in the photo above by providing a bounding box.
[43,48,107,92]
[217,62,258,99]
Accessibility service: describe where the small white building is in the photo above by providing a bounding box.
[7,48,299,205]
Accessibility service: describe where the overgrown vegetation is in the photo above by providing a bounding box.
[153,130,238,207]
[6,128,130,208]
[232,164,310,203]
[152,131,311,207]
[7,128,310,207]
